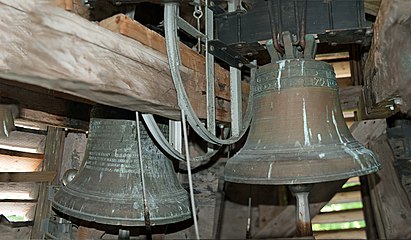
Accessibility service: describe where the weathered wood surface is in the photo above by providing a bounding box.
[0,0,230,122]
[0,154,43,172]
[314,228,366,239]
[31,127,65,239]
[0,183,39,201]
[312,209,364,224]
[364,0,411,116]
[367,135,411,239]
[0,80,91,130]
[0,131,46,154]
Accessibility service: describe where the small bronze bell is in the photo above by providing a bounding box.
[225,59,381,185]
[53,106,191,226]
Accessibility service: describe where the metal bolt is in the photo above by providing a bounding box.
[330,42,338,46]
[210,45,215,51]
[221,47,227,51]
[238,63,244,68]
[329,31,336,36]
[394,97,403,105]
[355,40,363,44]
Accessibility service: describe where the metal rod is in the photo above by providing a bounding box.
[181,109,200,239]
[163,2,254,145]
[289,184,313,237]
[205,2,216,145]
[136,112,152,239]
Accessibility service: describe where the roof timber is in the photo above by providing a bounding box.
[0,0,233,122]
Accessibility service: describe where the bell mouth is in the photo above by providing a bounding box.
[52,185,192,226]
[224,141,381,185]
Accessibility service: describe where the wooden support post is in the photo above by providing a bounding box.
[363,0,411,116]
[31,127,65,239]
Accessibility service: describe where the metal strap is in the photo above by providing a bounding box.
[163,2,255,146]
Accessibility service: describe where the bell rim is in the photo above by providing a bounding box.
[52,196,192,226]
[224,163,381,185]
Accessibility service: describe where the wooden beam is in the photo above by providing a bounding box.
[363,0,411,117]
[339,86,362,111]
[100,14,233,101]
[367,135,411,238]
[31,127,65,239]
[0,1,232,122]
[0,172,56,182]
[0,80,91,130]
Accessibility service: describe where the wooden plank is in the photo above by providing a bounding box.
[367,135,411,238]
[0,183,39,200]
[0,202,36,221]
[31,127,65,239]
[314,228,366,239]
[0,172,56,183]
[0,131,46,154]
[328,191,362,205]
[312,209,364,224]
[0,80,91,131]
[363,0,411,116]
[329,61,350,79]
[0,1,232,122]
[0,154,43,172]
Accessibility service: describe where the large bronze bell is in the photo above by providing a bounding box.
[225,59,381,185]
[53,106,191,226]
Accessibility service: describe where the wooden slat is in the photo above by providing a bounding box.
[329,191,362,205]
[0,172,56,182]
[0,202,36,221]
[0,154,43,172]
[0,183,39,200]
[315,52,350,61]
[0,131,46,154]
[331,61,351,79]
[314,228,366,239]
[312,209,364,224]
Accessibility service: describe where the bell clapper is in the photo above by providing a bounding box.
[288,184,314,238]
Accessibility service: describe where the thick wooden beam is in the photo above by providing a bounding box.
[100,14,233,102]
[0,1,231,122]
[31,127,65,239]
[363,0,411,117]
